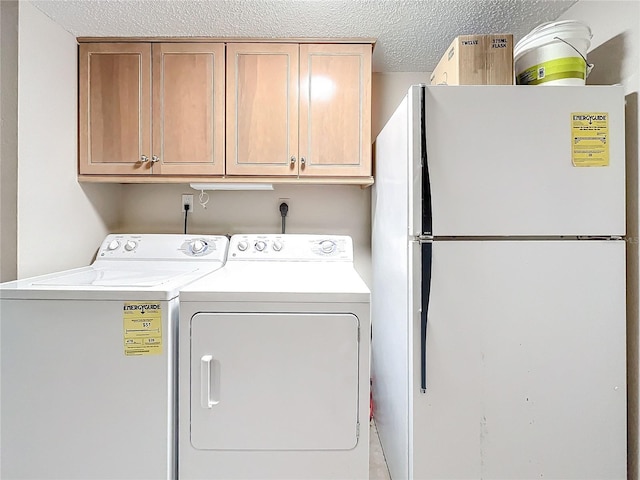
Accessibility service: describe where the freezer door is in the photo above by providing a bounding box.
[412,240,626,479]
[190,312,360,450]
[422,86,625,236]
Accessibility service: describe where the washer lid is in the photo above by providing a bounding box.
[32,265,199,287]
[0,233,230,301]
[0,262,224,301]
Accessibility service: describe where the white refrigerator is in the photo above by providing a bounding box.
[372,85,627,480]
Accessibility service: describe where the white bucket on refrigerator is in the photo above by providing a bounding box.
[514,20,593,85]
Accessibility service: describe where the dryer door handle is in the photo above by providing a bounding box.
[200,355,220,408]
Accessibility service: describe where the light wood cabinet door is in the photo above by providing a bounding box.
[152,43,225,175]
[79,43,151,175]
[226,43,299,176]
[299,44,372,177]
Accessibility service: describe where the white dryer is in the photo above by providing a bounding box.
[0,234,228,480]
[178,234,371,480]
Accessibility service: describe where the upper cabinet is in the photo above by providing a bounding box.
[79,42,225,176]
[78,40,373,185]
[226,43,372,178]
[299,44,372,177]
[152,43,225,176]
[79,43,151,175]
[226,44,299,176]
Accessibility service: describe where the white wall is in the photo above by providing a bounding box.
[17,2,121,278]
[558,1,640,478]
[559,0,638,94]
[372,72,430,139]
[0,1,18,282]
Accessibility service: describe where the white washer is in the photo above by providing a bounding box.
[178,234,371,480]
[0,234,229,480]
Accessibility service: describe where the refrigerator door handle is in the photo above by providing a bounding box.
[421,242,433,393]
[420,85,433,236]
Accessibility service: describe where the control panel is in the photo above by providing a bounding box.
[97,234,229,261]
[228,234,353,262]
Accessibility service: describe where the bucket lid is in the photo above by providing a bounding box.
[514,20,592,60]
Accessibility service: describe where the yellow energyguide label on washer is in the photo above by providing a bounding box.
[123,302,162,356]
[571,112,609,167]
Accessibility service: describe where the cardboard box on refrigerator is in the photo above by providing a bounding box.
[430,34,514,85]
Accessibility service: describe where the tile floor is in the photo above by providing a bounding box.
[369,421,391,480]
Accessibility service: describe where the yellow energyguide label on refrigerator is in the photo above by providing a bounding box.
[571,112,609,167]
[123,302,162,356]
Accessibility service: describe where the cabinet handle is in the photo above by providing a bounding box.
[300,157,306,168]
[140,155,149,163]
[151,155,160,163]
[290,156,296,168]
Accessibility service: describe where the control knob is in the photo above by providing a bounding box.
[124,240,138,251]
[107,240,120,251]
[320,240,336,254]
[272,241,283,252]
[237,241,248,252]
[190,239,207,254]
[255,240,267,252]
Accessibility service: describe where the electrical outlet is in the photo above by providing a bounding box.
[182,194,194,212]
[278,198,291,213]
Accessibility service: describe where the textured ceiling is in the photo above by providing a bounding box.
[31,0,578,72]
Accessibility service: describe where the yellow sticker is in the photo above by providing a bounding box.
[123,302,162,356]
[571,112,609,167]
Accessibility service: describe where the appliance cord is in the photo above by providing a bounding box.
[280,202,289,234]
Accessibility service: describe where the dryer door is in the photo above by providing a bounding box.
[190,312,360,450]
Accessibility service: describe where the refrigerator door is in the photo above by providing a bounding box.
[417,86,625,237]
[411,239,626,479]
